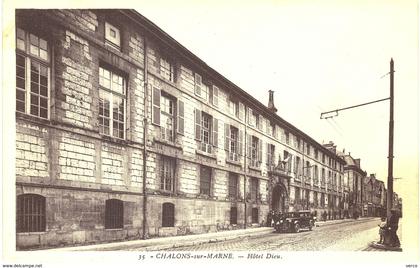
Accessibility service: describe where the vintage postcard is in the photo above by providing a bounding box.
[2,1,419,268]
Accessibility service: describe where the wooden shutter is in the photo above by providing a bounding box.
[258,138,262,163]
[194,73,202,96]
[238,129,243,156]
[177,100,184,135]
[239,102,245,121]
[212,118,218,147]
[194,108,201,140]
[224,123,230,151]
[246,134,252,159]
[152,86,161,125]
[212,85,219,107]
[267,143,271,166]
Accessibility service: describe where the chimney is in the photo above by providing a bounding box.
[267,90,277,113]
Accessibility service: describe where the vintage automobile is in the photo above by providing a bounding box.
[274,210,315,233]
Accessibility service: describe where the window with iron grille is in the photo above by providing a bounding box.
[16,28,50,119]
[16,194,46,233]
[228,173,238,198]
[162,202,175,227]
[252,208,258,223]
[105,199,123,229]
[250,178,258,201]
[99,66,126,139]
[160,93,175,142]
[160,156,175,191]
[230,207,237,224]
[200,165,212,195]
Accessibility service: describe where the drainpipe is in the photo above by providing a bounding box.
[243,106,248,229]
[142,37,149,239]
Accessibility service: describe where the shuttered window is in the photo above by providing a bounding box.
[105,199,123,229]
[16,194,46,233]
[160,93,175,142]
[211,85,219,107]
[248,136,261,168]
[194,73,202,96]
[225,125,241,161]
[162,203,175,227]
[230,207,237,224]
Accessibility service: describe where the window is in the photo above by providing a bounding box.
[201,83,210,102]
[105,199,123,229]
[297,137,301,150]
[266,143,275,169]
[228,173,238,198]
[160,94,175,142]
[322,153,325,164]
[209,85,219,107]
[229,98,239,118]
[248,108,258,127]
[152,88,184,138]
[105,22,121,50]
[225,125,242,161]
[294,156,301,176]
[295,187,301,201]
[314,192,318,206]
[321,193,325,207]
[248,136,262,168]
[160,57,175,82]
[195,110,218,153]
[305,161,311,177]
[230,207,238,224]
[99,66,126,139]
[160,156,175,191]
[194,73,202,96]
[267,121,275,137]
[315,149,319,160]
[283,151,292,172]
[200,165,212,195]
[306,144,310,155]
[314,165,319,182]
[285,132,290,144]
[16,194,46,233]
[321,168,326,186]
[252,208,259,223]
[16,28,50,119]
[250,178,259,201]
[162,203,175,227]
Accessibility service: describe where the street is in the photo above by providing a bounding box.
[141,218,400,251]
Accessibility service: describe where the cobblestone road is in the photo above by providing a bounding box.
[159,218,387,251]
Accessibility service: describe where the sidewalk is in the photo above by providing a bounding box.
[45,217,375,251]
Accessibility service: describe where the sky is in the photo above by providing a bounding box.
[133,0,418,197]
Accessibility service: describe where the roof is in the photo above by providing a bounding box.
[119,9,345,163]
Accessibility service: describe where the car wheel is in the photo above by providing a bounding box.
[295,223,300,233]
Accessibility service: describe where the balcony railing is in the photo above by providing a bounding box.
[228,151,239,162]
[200,142,213,154]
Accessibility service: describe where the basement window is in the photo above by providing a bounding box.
[105,199,123,229]
[16,194,46,233]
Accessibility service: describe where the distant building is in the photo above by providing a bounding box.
[340,153,366,218]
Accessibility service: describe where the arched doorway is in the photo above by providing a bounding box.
[271,184,286,212]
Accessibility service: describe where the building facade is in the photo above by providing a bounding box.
[363,174,386,217]
[15,9,346,249]
[341,153,366,218]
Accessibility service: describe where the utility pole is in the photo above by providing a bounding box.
[386,58,394,219]
[320,58,395,216]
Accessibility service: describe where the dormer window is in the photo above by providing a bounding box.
[105,22,121,50]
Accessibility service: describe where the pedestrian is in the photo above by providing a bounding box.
[387,209,400,247]
[378,217,387,244]
[323,211,327,222]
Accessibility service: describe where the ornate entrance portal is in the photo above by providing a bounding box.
[268,161,291,213]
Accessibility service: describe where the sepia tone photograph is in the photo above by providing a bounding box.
[1,1,419,268]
